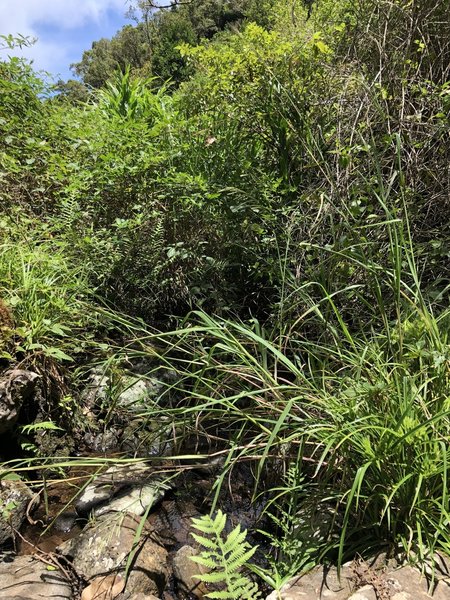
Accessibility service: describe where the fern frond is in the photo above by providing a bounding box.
[190,510,260,600]
[191,532,220,549]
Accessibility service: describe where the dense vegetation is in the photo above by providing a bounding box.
[2,0,450,591]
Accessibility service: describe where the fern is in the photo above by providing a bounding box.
[190,510,260,600]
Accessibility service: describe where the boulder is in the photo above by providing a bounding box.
[0,369,39,434]
[172,544,209,599]
[347,586,377,600]
[265,561,450,600]
[0,554,72,599]
[59,512,168,597]
[75,462,169,519]
[0,476,33,544]
[81,370,164,413]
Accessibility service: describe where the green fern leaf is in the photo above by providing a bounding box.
[190,510,259,600]
[191,532,220,549]
[191,556,221,570]
[196,571,228,584]
[222,524,247,552]
[205,591,236,599]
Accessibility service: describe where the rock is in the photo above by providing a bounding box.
[81,574,125,600]
[0,476,33,544]
[386,565,450,599]
[116,377,164,412]
[81,370,164,413]
[0,554,72,599]
[0,369,39,434]
[118,593,160,600]
[148,500,199,547]
[121,419,174,458]
[94,480,168,518]
[266,564,354,600]
[84,429,120,453]
[347,586,377,600]
[58,512,168,596]
[265,561,450,600]
[75,462,154,516]
[173,545,209,599]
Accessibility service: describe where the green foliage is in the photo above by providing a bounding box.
[0,213,105,362]
[2,0,450,583]
[191,510,260,599]
[71,24,151,88]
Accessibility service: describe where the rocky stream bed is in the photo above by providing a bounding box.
[1,367,450,599]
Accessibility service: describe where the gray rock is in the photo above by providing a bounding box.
[75,462,153,516]
[265,561,450,600]
[386,565,450,599]
[81,370,164,412]
[83,429,120,453]
[116,377,164,411]
[0,370,39,434]
[0,555,72,599]
[173,545,209,599]
[94,480,168,518]
[265,564,354,600]
[58,512,168,596]
[0,476,33,544]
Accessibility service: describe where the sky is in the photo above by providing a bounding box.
[0,0,133,81]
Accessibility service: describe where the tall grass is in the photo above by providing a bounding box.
[124,191,450,575]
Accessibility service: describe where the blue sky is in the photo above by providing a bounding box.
[0,0,133,81]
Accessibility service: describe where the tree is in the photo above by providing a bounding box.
[71,24,151,88]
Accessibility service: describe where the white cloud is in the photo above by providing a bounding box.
[0,0,129,78]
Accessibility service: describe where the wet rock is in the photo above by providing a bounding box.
[173,544,209,599]
[0,369,39,434]
[0,555,72,599]
[75,462,154,516]
[148,500,199,548]
[58,512,168,597]
[0,476,33,544]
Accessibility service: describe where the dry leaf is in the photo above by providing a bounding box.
[81,574,125,600]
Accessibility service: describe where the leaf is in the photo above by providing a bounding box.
[81,574,125,600]
[42,346,73,361]
[48,323,70,336]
